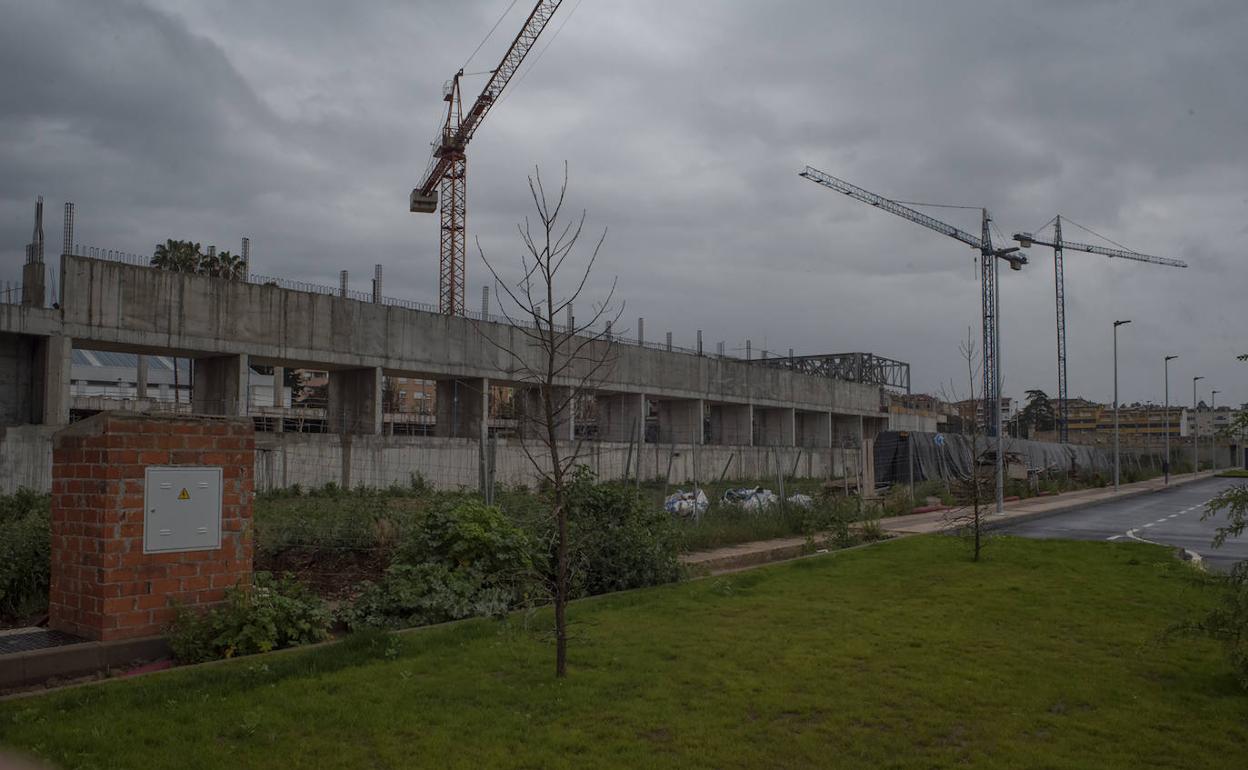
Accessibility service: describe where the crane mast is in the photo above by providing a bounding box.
[411,1,564,315]
[1013,220,1187,442]
[799,166,1026,438]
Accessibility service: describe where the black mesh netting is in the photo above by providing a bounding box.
[873,430,1170,487]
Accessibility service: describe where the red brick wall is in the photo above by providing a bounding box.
[49,413,254,641]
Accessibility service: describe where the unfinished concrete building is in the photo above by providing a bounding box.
[2,252,910,494]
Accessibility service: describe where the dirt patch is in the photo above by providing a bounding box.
[256,548,389,602]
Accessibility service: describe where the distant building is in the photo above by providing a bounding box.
[1063,401,1186,445]
[951,397,1018,434]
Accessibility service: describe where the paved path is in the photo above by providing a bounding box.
[1000,476,1248,572]
[680,472,1233,575]
[877,472,1221,536]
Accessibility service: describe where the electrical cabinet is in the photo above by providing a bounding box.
[143,466,223,554]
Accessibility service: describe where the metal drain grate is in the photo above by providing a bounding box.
[0,629,85,655]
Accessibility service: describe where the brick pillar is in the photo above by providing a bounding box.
[49,412,254,641]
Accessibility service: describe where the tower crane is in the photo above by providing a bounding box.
[799,166,1027,438]
[1013,218,1187,442]
[410,1,564,315]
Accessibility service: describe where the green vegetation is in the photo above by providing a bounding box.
[341,500,534,631]
[0,489,50,624]
[1217,469,1248,479]
[2,536,1244,769]
[167,573,332,663]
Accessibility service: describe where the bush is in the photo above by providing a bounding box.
[341,500,533,630]
[0,489,51,620]
[563,467,683,597]
[166,572,331,663]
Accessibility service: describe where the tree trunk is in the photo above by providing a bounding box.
[555,493,568,677]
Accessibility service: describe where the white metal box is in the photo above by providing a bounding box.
[143,466,223,554]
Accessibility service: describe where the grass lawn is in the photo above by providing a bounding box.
[1217,469,1248,478]
[2,536,1246,769]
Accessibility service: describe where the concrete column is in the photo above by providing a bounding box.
[192,353,249,417]
[755,406,796,446]
[435,378,489,439]
[35,335,71,426]
[657,398,704,444]
[271,365,285,432]
[517,386,574,442]
[21,260,45,308]
[135,355,148,399]
[596,392,646,442]
[796,410,832,448]
[272,366,285,408]
[707,403,752,446]
[328,366,384,435]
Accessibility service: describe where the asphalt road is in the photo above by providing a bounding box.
[1000,477,1248,572]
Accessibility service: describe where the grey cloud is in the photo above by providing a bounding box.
[1,0,1244,406]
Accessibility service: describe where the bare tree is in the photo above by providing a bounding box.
[941,327,991,561]
[477,164,621,677]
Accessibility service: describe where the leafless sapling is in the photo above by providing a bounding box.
[476,164,621,678]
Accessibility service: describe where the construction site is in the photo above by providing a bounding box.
[1,0,1235,502]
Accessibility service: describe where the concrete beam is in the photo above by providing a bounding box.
[657,398,703,445]
[435,378,488,440]
[707,403,752,446]
[596,392,646,442]
[328,366,383,435]
[192,353,249,417]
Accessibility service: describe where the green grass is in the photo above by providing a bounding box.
[1217,469,1248,478]
[3,536,1246,769]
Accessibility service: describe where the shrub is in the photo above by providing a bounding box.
[562,467,683,597]
[341,500,533,630]
[166,572,331,663]
[0,489,51,620]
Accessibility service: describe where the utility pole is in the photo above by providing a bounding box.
[1193,376,1204,476]
[1212,389,1220,470]
[1164,355,1177,485]
[1112,320,1130,491]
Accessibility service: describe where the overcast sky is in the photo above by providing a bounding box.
[2,0,1244,408]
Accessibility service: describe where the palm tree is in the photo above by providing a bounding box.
[213,250,246,280]
[151,239,201,273]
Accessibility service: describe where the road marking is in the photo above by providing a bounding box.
[1125,528,1162,545]
[1142,522,1155,528]
[1167,514,1178,519]
[1106,535,1123,541]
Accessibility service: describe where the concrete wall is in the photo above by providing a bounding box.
[55,255,882,416]
[0,332,36,424]
[254,433,865,493]
[0,425,55,493]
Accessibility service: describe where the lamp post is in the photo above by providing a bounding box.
[1164,355,1177,485]
[1212,389,1220,470]
[1113,320,1130,492]
[1193,376,1204,476]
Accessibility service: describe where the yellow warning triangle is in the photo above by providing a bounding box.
[178,488,190,500]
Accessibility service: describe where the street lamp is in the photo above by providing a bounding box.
[1193,376,1205,475]
[1212,389,1220,470]
[1164,355,1177,485]
[1113,320,1131,492]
